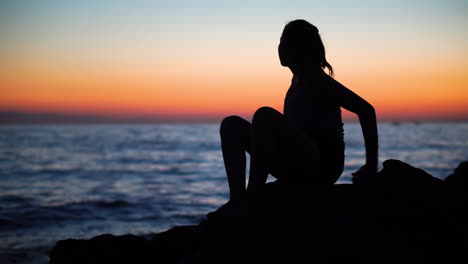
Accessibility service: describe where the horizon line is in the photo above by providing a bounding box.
[0,110,467,124]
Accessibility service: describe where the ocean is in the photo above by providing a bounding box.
[0,122,467,263]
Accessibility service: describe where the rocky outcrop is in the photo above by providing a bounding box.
[49,160,467,264]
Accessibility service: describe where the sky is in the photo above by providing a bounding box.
[0,0,467,122]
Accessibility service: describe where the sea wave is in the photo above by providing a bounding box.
[0,122,466,251]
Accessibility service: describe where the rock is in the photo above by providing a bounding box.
[149,225,204,263]
[49,234,152,264]
[49,159,467,264]
[351,159,449,264]
[445,161,468,199]
[49,226,204,264]
[444,161,468,263]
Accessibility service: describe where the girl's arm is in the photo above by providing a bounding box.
[333,79,379,176]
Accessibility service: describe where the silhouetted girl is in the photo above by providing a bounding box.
[213,19,378,217]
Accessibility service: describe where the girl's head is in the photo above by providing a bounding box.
[278,19,333,76]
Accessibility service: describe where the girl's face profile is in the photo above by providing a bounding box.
[278,35,290,67]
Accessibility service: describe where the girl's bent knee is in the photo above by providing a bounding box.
[220,115,246,134]
[252,107,281,125]
[254,106,276,116]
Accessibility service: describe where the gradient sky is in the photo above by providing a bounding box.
[1,0,467,121]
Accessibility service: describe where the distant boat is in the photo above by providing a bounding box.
[392,121,401,126]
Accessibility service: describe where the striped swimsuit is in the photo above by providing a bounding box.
[283,71,345,183]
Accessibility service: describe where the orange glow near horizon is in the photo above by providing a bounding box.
[2,56,466,121]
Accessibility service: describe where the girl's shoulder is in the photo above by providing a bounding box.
[321,74,349,94]
[300,70,349,96]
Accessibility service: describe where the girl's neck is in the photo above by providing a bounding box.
[291,66,323,84]
[291,65,322,75]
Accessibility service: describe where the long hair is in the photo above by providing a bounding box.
[281,19,334,77]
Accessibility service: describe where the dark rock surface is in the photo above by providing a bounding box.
[49,159,467,264]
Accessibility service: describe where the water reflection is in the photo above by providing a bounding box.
[0,122,466,249]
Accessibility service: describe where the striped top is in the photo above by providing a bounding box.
[283,71,344,140]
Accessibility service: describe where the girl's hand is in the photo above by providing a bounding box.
[352,163,377,184]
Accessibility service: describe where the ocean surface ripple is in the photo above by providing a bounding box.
[0,122,467,251]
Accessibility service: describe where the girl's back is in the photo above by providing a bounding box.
[284,70,344,141]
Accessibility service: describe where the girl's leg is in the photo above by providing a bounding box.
[247,107,320,195]
[219,115,251,202]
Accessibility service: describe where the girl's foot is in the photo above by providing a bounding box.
[202,199,247,226]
